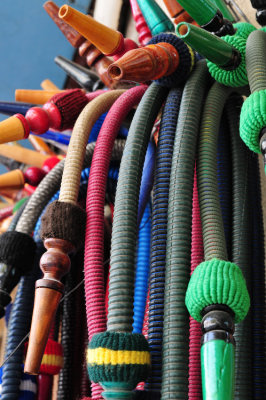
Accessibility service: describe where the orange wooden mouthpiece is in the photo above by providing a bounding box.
[163,0,198,26]
[41,79,60,91]
[43,1,113,87]
[28,135,56,156]
[58,5,138,58]
[107,42,179,83]
[0,115,27,144]
[15,90,64,105]
[24,238,74,374]
[0,144,50,167]
[0,169,25,190]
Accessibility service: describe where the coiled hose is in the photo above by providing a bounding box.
[226,95,253,400]
[246,30,266,92]
[189,171,203,400]
[1,142,124,398]
[161,60,209,400]
[145,87,183,393]
[133,202,151,334]
[249,154,266,399]
[217,115,232,258]
[108,82,168,332]
[84,86,146,400]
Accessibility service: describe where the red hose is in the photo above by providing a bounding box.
[189,170,203,400]
[84,85,147,400]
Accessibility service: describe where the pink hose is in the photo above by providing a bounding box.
[84,85,147,400]
[188,170,203,400]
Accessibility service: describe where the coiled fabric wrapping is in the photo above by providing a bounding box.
[226,95,253,399]
[145,87,183,392]
[161,60,209,400]
[108,83,168,332]
[249,154,266,399]
[133,203,151,334]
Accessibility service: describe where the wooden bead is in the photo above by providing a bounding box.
[24,167,46,187]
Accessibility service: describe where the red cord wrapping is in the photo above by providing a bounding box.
[84,85,147,400]
[189,170,203,400]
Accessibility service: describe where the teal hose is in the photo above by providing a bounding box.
[108,83,168,332]
[197,82,234,261]
[226,95,253,399]
[161,60,209,400]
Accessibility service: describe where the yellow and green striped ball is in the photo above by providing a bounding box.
[87,331,151,386]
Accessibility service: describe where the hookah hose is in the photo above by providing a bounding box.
[226,95,253,400]
[133,202,151,334]
[145,87,183,393]
[1,142,124,398]
[186,80,249,400]
[87,82,168,400]
[189,171,203,400]
[249,155,266,399]
[84,86,146,400]
[217,113,232,257]
[160,60,209,400]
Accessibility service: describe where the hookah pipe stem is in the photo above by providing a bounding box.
[24,91,125,375]
[15,89,64,105]
[211,0,235,21]
[58,5,138,60]
[0,89,89,144]
[107,42,179,83]
[0,144,51,168]
[249,0,266,25]
[0,101,36,116]
[54,55,104,92]
[176,0,235,35]
[41,79,60,91]
[43,1,113,88]
[176,22,240,68]
[162,0,199,25]
[136,0,174,35]
[129,0,152,46]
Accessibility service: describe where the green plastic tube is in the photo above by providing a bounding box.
[176,22,237,67]
[136,0,174,35]
[177,0,218,25]
[210,0,235,21]
[201,339,235,400]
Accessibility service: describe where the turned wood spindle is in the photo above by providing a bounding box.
[43,1,113,87]
[24,238,74,375]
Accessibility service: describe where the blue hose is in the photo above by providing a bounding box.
[133,202,151,334]
[145,87,183,391]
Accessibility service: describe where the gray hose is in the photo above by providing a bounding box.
[161,60,209,400]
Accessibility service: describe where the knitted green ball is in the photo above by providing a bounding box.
[240,90,266,153]
[87,331,151,386]
[185,258,250,323]
[207,35,248,87]
[233,22,256,39]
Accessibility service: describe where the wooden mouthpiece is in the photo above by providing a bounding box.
[0,169,25,190]
[15,90,64,105]
[0,144,50,168]
[108,42,179,83]
[43,1,84,48]
[58,4,124,56]
[24,238,74,375]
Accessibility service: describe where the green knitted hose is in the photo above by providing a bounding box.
[161,60,209,400]
[207,34,248,87]
[240,30,266,153]
[197,82,233,261]
[226,95,252,400]
[108,83,168,332]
